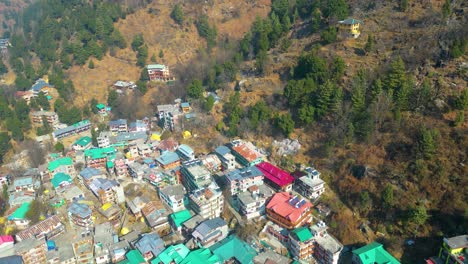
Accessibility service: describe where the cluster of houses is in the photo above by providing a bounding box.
[15,78,54,104]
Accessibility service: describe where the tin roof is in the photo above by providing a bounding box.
[256,162,294,187]
[48,157,73,172]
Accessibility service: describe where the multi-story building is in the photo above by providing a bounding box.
[180,159,212,192]
[88,178,125,204]
[72,239,94,264]
[338,18,362,38]
[147,64,173,82]
[157,104,181,131]
[189,181,224,220]
[289,227,315,260]
[15,215,65,242]
[94,222,114,264]
[52,120,91,140]
[141,201,169,229]
[156,151,181,170]
[134,233,165,261]
[114,158,128,177]
[177,144,195,161]
[137,143,152,157]
[0,235,14,255]
[159,184,187,212]
[237,184,275,220]
[31,111,59,127]
[79,167,106,186]
[201,154,222,172]
[109,119,128,133]
[11,176,38,193]
[84,147,117,170]
[72,136,92,151]
[48,157,75,179]
[256,162,294,192]
[352,242,400,264]
[225,166,264,196]
[192,217,229,248]
[294,167,325,200]
[15,237,47,264]
[214,146,236,171]
[68,202,93,227]
[266,192,313,229]
[311,221,343,264]
[97,131,112,148]
[437,235,467,264]
[230,140,265,167]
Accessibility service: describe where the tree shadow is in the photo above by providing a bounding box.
[354,48,366,56]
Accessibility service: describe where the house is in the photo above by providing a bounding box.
[156,151,181,170]
[311,221,343,264]
[31,111,59,127]
[157,105,180,131]
[109,240,130,263]
[265,192,313,229]
[88,178,125,204]
[84,147,117,170]
[46,243,76,264]
[137,143,152,157]
[15,215,65,241]
[141,201,169,229]
[437,235,467,264]
[109,119,128,133]
[180,159,212,192]
[192,217,229,248]
[159,184,187,212]
[177,144,195,161]
[72,136,92,151]
[134,233,165,261]
[237,184,275,220]
[125,249,146,264]
[94,222,114,264]
[294,167,325,200]
[180,102,191,113]
[0,172,9,186]
[97,131,112,148]
[0,235,14,255]
[256,162,294,192]
[253,250,291,264]
[180,248,220,264]
[230,141,265,167]
[7,202,31,229]
[98,203,122,221]
[147,64,173,82]
[225,166,264,196]
[8,191,35,207]
[214,146,236,171]
[158,137,179,152]
[113,80,137,90]
[52,120,91,140]
[31,78,53,96]
[72,239,94,264]
[11,176,37,193]
[209,235,258,264]
[152,243,190,264]
[201,154,222,172]
[60,185,85,202]
[48,157,75,179]
[289,227,314,260]
[15,90,34,104]
[127,196,150,218]
[14,237,48,264]
[68,202,93,227]
[352,242,400,264]
[79,167,106,186]
[182,214,204,236]
[114,158,128,177]
[169,210,192,233]
[51,173,73,192]
[129,120,148,133]
[96,103,109,115]
[338,18,362,38]
[188,181,224,220]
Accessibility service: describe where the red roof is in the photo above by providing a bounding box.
[266,192,312,223]
[0,235,14,245]
[256,162,294,187]
[232,144,262,162]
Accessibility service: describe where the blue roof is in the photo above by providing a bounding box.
[31,79,53,92]
[156,152,180,166]
[109,119,127,127]
[129,120,146,129]
[135,233,165,258]
[13,177,33,188]
[181,102,190,108]
[214,146,230,156]
[79,167,103,180]
[194,217,227,237]
[178,144,194,156]
[89,178,118,195]
[225,166,263,182]
[115,132,147,143]
[68,202,92,218]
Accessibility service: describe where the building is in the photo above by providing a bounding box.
[141,201,169,229]
[0,235,14,255]
[152,243,190,264]
[210,235,258,264]
[159,184,187,212]
[79,167,106,186]
[51,173,73,192]
[437,235,467,264]
[109,119,128,133]
[127,196,149,218]
[169,210,192,233]
[147,64,173,82]
[68,202,93,227]
[11,176,38,193]
[294,167,325,200]
[88,178,125,204]
[177,144,195,161]
[94,222,114,264]
[201,154,222,172]
[52,120,91,140]
[225,166,264,196]
[15,215,65,241]
[352,242,400,264]
[15,238,47,264]
[256,162,294,192]
[192,217,228,248]
[134,233,165,261]
[98,203,122,222]
[181,159,212,192]
[156,151,181,170]
[230,141,265,167]
[129,120,148,133]
[97,131,112,148]
[180,248,220,264]
[237,184,275,220]
[60,185,85,202]
[253,250,291,264]
[72,136,92,151]
[8,191,35,207]
[113,80,137,90]
[48,157,75,178]
[189,181,224,220]
[311,221,343,264]
[31,111,59,127]
[338,18,362,38]
[7,202,31,229]
[114,158,128,177]
[84,147,117,170]
[214,146,236,171]
[72,239,94,264]
[266,192,313,229]
[289,227,314,260]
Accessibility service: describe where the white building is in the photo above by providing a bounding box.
[311,221,343,264]
[294,167,325,200]
[189,181,224,220]
[159,184,186,212]
[237,184,274,220]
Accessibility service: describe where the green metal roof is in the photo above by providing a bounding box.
[8,202,31,220]
[340,18,362,25]
[48,157,73,172]
[51,173,72,188]
[74,136,92,147]
[107,161,114,168]
[210,235,257,264]
[126,250,146,264]
[152,244,190,264]
[291,227,313,242]
[84,147,116,160]
[170,210,192,228]
[352,242,400,264]
[96,104,106,110]
[180,248,220,264]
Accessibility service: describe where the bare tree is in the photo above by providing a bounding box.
[22,140,46,168]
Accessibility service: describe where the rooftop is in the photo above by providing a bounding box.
[352,242,400,264]
[178,144,194,156]
[13,176,33,188]
[14,238,46,254]
[290,227,313,242]
[126,249,146,264]
[156,151,180,166]
[232,143,263,163]
[135,233,165,258]
[210,235,257,264]
[214,146,230,156]
[74,136,92,147]
[151,244,190,264]
[31,78,53,92]
[79,167,103,180]
[170,210,192,228]
[53,120,90,138]
[266,192,312,223]
[180,248,220,264]
[8,202,30,220]
[51,173,72,188]
[147,64,167,70]
[194,217,227,238]
[68,202,92,219]
[16,215,62,241]
[314,231,343,255]
[115,131,148,143]
[256,162,294,187]
[48,157,73,172]
[109,119,128,127]
[339,18,362,25]
[84,147,117,160]
[160,184,186,201]
[225,166,264,182]
[444,235,468,249]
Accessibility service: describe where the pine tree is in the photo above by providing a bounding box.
[364,34,375,53]
[88,60,95,69]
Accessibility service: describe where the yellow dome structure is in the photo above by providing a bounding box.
[44,189,49,194]
[151,133,161,141]
[120,227,130,235]
[182,130,192,139]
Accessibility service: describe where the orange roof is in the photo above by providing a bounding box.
[266,192,312,223]
[232,144,261,162]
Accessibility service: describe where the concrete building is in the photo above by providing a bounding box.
[225,166,264,196]
[181,159,212,192]
[237,184,275,220]
[289,227,315,260]
[189,181,224,220]
[109,119,128,133]
[192,217,228,248]
[88,178,125,204]
[311,221,343,264]
[294,167,325,200]
[16,215,65,242]
[15,237,47,264]
[159,184,187,212]
[68,202,93,227]
[265,192,313,229]
[230,140,265,167]
[72,239,94,264]
[177,144,195,161]
[436,235,467,264]
[214,146,236,171]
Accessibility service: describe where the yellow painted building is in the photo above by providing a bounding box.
[338,18,362,38]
